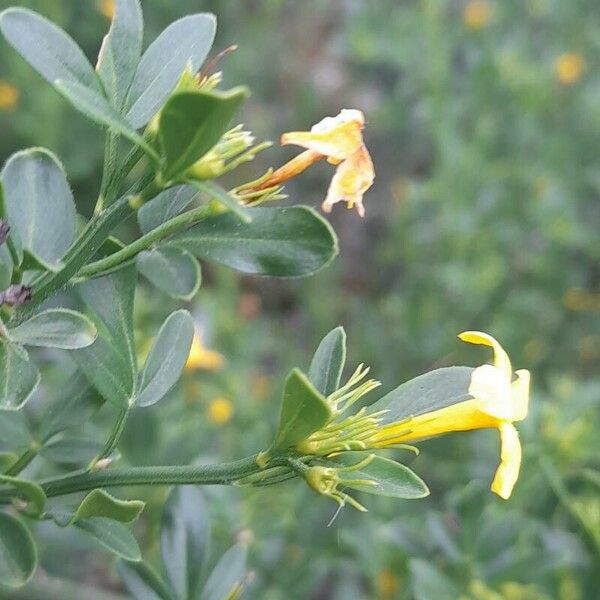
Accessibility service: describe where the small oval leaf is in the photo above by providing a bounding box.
[0,341,40,411]
[308,327,347,396]
[75,517,141,561]
[169,206,338,277]
[136,310,194,407]
[0,512,37,588]
[137,247,201,300]
[1,148,75,267]
[126,13,217,128]
[8,309,97,350]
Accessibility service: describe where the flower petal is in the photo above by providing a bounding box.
[281,109,366,161]
[374,398,498,445]
[491,422,522,499]
[458,331,512,380]
[511,369,530,421]
[322,145,374,217]
[468,364,514,420]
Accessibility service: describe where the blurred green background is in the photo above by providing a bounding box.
[1,1,599,598]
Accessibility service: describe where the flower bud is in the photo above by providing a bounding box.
[0,284,31,307]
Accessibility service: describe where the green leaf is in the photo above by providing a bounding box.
[161,487,211,599]
[0,512,37,588]
[75,517,141,561]
[201,544,248,600]
[0,476,46,517]
[138,185,199,234]
[54,80,157,159]
[169,206,338,277]
[38,370,105,441]
[0,245,12,289]
[0,411,30,449]
[159,88,248,181]
[126,13,217,128]
[331,452,429,499]
[368,366,475,424]
[0,341,40,411]
[0,8,102,92]
[1,149,75,268]
[8,309,97,350]
[409,559,459,600]
[136,310,194,407]
[137,247,201,300]
[73,490,145,524]
[118,559,177,600]
[40,437,105,466]
[189,180,250,223]
[271,369,332,453]
[97,0,143,111]
[73,267,138,408]
[308,327,347,396]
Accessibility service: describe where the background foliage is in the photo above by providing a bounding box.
[0,0,598,598]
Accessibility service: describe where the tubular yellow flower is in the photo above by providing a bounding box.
[248,109,375,217]
[0,81,19,110]
[374,331,530,499]
[554,53,585,85]
[185,331,224,371]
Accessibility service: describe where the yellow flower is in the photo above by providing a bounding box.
[374,331,530,499]
[185,331,224,371]
[554,53,585,85]
[463,1,492,30]
[207,396,234,425]
[247,109,374,217]
[0,81,19,110]
[98,0,115,19]
[376,569,401,598]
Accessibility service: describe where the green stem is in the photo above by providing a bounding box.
[96,132,120,214]
[88,407,130,470]
[12,182,159,324]
[77,204,213,279]
[35,455,271,499]
[4,447,37,477]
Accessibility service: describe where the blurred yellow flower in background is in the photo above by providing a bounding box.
[376,569,400,598]
[98,0,115,19]
[185,330,224,371]
[554,53,585,85]
[0,81,19,110]
[207,396,234,425]
[463,1,493,30]
[374,331,530,499]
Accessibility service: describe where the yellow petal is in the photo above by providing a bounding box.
[281,109,366,161]
[511,369,530,422]
[468,364,514,420]
[322,145,374,217]
[458,331,512,380]
[374,398,499,446]
[491,422,522,499]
